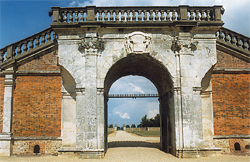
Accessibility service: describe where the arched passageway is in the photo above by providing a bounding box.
[104,54,174,154]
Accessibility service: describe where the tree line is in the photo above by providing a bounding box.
[108,114,160,128]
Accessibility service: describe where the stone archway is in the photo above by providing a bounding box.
[104,54,174,153]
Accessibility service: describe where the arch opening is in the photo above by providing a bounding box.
[34,145,40,154]
[104,54,174,154]
[234,142,241,151]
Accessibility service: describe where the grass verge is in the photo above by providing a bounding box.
[108,131,114,135]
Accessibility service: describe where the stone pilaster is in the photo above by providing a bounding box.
[0,68,15,156]
[173,32,203,157]
[76,32,104,158]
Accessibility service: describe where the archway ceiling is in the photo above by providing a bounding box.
[104,54,173,96]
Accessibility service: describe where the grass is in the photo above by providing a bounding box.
[127,131,160,137]
[108,131,114,135]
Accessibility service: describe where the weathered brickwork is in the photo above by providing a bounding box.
[12,140,62,155]
[212,50,250,136]
[215,50,250,69]
[12,75,62,137]
[212,73,250,135]
[18,51,60,71]
[0,76,4,133]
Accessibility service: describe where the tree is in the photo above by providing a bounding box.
[108,124,113,128]
[126,124,130,128]
[139,114,160,127]
[131,124,136,128]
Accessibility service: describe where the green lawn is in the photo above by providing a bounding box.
[127,131,160,137]
[108,131,114,135]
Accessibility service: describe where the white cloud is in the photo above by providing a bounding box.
[128,83,144,94]
[148,109,158,119]
[115,111,130,119]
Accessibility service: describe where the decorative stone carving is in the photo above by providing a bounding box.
[171,38,198,54]
[124,31,152,54]
[78,37,104,53]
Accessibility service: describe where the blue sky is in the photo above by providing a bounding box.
[1,0,249,127]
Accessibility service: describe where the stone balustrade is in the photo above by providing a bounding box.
[50,5,224,24]
[0,27,56,65]
[217,27,250,52]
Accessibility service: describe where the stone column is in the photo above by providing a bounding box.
[0,68,15,156]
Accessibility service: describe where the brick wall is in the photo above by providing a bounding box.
[0,76,4,133]
[212,50,250,136]
[12,51,62,137]
[12,76,62,137]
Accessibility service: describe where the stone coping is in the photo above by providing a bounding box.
[12,137,62,140]
[213,135,250,139]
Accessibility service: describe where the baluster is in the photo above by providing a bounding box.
[138,10,142,21]
[143,10,147,21]
[231,35,236,45]
[127,10,131,21]
[104,10,108,21]
[132,10,136,21]
[149,10,153,21]
[172,10,176,21]
[236,37,242,47]
[75,11,79,22]
[247,40,250,51]
[242,39,248,49]
[121,10,125,21]
[166,10,170,21]
[98,10,102,21]
[47,31,51,42]
[23,42,28,52]
[189,10,194,20]
[0,50,4,62]
[201,10,206,21]
[195,10,200,21]
[69,11,73,22]
[218,30,223,40]
[115,10,119,21]
[29,38,34,49]
[224,32,229,42]
[53,32,57,41]
[80,11,84,22]
[160,10,165,21]
[206,10,211,21]
[41,34,46,44]
[155,10,159,21]
[17,44,22,55]
[63,11,68,22]
[110,10,114,21]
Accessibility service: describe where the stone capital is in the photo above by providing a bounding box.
[171,37,198,54]
[78,37,104,53]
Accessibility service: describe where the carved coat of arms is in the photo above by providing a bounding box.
[124,32,152,54]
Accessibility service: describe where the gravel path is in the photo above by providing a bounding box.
[0,131,249,162]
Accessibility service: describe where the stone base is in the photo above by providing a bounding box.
[58,147,104,159]
[79,151,104,159]
[0,133,13,156]
[177,147,222,158]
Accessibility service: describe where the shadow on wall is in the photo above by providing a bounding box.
[108,141,161,149]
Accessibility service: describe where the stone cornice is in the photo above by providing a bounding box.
[213,68,250,74]
[213,135,250,139]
